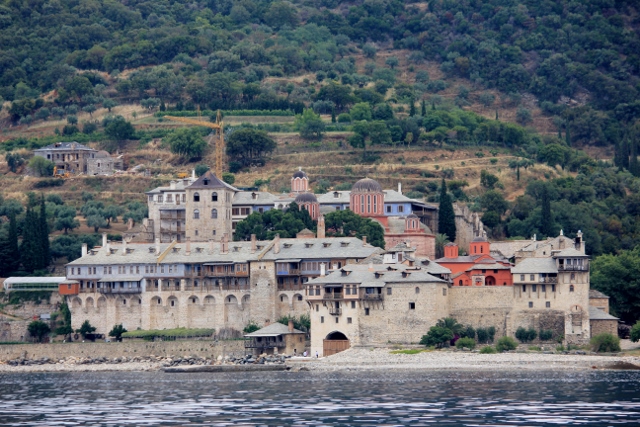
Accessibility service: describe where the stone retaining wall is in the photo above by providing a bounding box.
[0,339,246,361]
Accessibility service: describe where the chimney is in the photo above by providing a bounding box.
[121,239,127,255]
[274,234,280,254]
[155,237,160,255]
[398,182,402,194]
[251,234,256,253]
[170,181,176,190]
[81,243,88,257]
[209,239,214,253]
[288,319,294,333]
[127,217,134,230]
[362,235,367,245]
[332,263,338,270]
[102,232,107,247]
[264,319,270,326]
[221,233,228,254]
[186,237,191,256]
[105,240,111,256]
[192,169,196,180]
[320,263,326,277]
[317,215,325,239]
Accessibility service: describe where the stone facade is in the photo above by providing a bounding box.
[184,171,236,242]
[33,141,98,174]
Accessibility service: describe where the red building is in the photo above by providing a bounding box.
[435,236,513,286]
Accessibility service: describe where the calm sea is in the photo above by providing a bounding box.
[0,370,638,426]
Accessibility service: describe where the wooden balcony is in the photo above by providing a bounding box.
[361,294,383,301]
[328,306,341,315]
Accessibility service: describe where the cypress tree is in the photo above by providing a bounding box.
[39,196,50,270]
[621,139,630,170]
[7,213,19,273]
[438,179,457,242]
[331,107,336,123]
[20,208,39,273]
[409,98,416,116]
[421,99,426,116]
[495,110,499,120]
[516,164,520,181]
[540,184,553,238]
[565,120,571,147]
[630,140,640,177]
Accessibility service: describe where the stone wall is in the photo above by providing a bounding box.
[590,319,617,338]
[0,339,246,362]
[454,203,484,251]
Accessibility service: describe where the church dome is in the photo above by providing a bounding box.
[352,178,383,193]
[292,169,307,179]
[295,192,318,204]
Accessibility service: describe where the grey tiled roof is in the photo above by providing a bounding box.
[188,171,238,191]
[419,259,452,275]
[317,191,350,204]
[553,248,588,257]
[490,240,534,259]
[244,322,304,337]
[588,306,618,321]
[307,263,446,287]
[233,191,279,205]
[34,142,96,152]
[146,178,195,194]
[589,289,609,299]
[511,257,558,274]
[263,237,381,261]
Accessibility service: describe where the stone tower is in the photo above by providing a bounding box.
[184,171,237,242]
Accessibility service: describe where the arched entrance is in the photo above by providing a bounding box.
[485,276,496,286]
[323,331,350,356]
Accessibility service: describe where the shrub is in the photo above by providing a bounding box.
[479,346,497,354]
[528,346,541,351]
[455,337,476,350]
[487,326,496,343]
[590,333,621,353]
[630,321,640,343]
[476,327,489,343]
[496,336,518,352]
[515,327,537,342]
[420,326,453,348]
[337,113,351,123]
[243,322,260,334]
[539,329,554,341]
[33,179,64,188]
[461,326,475,339]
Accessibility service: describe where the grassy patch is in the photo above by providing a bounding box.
[390,349,426,355]
[122,328,215,340]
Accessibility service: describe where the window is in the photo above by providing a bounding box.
[552,285,556,292]
[158,195,163,203]
[570,285,574,292]
[387,287,392,295]
[335,317,339,323]
[316,304,319,312]
[415,287,420,294]
[570,273,575,280]
[347,317,352,324]
[351,301,355,309]
[520,274,525,281]
[541,285,546,293]
[528,302,533,308]
[546,301,551,308]
[212,192,218,202]
[443,288,447,296]
[532,284,537,292]
[522,285,526,292]
[148,195,153,202]
[398,206,404,213]
[321,316,324,323]
[364,308,370,316]
[195,229,199,236]
[193,192,200,202]
[193,209,200,219]
[459,280,463,286]
[530,274,535,281]
[167,194,173,202]
[211,209,218,219]
[409,302,415,310]
[386,206,392,213]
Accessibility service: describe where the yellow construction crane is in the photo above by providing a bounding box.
[164,110,225,177]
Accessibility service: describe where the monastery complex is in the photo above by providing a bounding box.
[59,170,617,356]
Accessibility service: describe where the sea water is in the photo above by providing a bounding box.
[0,370,638,426]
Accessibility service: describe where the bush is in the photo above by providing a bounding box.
[590,333,621,353]
[539,329,554,341]
[337,113,351,123]
[496,336,518,352]
[476,327,489,343]
[487,326,496,343]
[515,327,537,342]
[455,337,476,350]
[243,322,260,334]
[631,321,640,343]
[33,179,64,188]
[461,326,475,339]
[479,346,497,354]
[420,326,453,348]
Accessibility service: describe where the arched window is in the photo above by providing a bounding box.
[481,246,484,253]
[570,273,575,280]
[193,209,200,219]
[212,192,218,202]
[570,285,575,292]
[415,287,420,294]
[193,192,200,202]
[211,209,218,219]
[360,195,364,213]
[458,280,463,286]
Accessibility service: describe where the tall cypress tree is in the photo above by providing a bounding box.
[20,208,39,273]
[7,213,19,273]
[438,179,457,242]
[39,196,50,270]
[409,98,416,116]
[540,184,553,238]
[421,99,426,116]
[622,139,630,170]
[565,119,571,147]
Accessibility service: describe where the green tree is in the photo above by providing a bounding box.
[540,184,554,238]
[195,164,210,177]
[226,128,277,167]
[166,128,207,160]
[420,326,453,348]
[294,108,325,140]
[54,206,80,234]
[20,207,42,273]
[39,196,50,269]
[105,116,135,141]
[591,248,640,324]
[324,209,385,249]
[480,170,499,189]
[28,320,51,343]
[222,172,235,185]
[438,179,457,242]
[28,157,55,177]
[5,152,24,173]
[630,322,640,343]
[349,103,372,121]
[495,336,518,352]
[385,56,399,69]
[76,320,96,339]
[436,317,464,336]
[435,233,450,258]
[590,333,621,352]
[109,324,128,342]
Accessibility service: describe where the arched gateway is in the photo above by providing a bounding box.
[323,331,350,356]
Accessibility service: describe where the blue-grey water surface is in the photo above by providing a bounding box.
[0,370,639,426]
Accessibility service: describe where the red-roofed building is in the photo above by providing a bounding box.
[436,236,513,286]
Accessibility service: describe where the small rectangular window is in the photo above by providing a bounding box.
[546,301,551,308]
[552,285,556,292]
[530,274,535,281]
[365,308,370,316]
[541,285,546,293]
[347,317,352,324]
[321,316,324,323]
[409,302,415,310]
[316,304,319,312]
[532,284,537,292]
[522,285,526,292]
[520,274,525,281]
[351,301,355,309]
[528,301,533,308]
[443,288,447,296]
[335,317,339,323]
[386,287,392,295]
